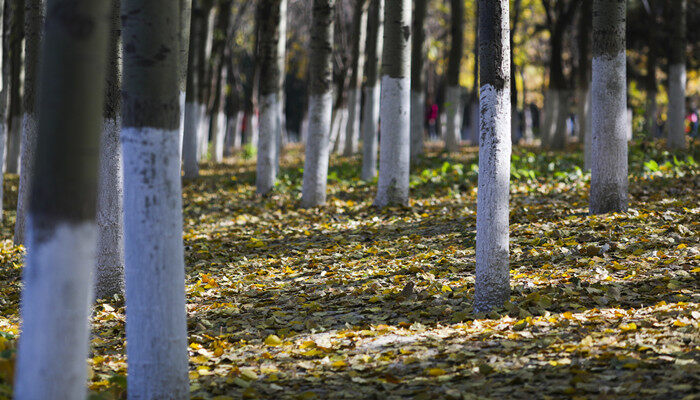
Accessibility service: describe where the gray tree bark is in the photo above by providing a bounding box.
[13,0,109,397]
[121,0,189,396]
[445,0,464,153]
[14,0,44,245]
[301,0,334,207]
[5,0,22,175]
[0,0,7,220]
[374,0,411,207]
[474,0,511,314]
[590,0,627,214]
[344,0,368,156]
[183,0,203,179]
[667,0,687,150]
[360,0,383,180]
[410,0,426,161]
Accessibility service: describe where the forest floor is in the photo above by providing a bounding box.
[0,140,697,399]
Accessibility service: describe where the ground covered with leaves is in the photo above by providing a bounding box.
[0,141,697,399]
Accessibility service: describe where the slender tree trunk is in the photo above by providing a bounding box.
[301,0,334,207]
[5,0,21,175]
[645,46,657,138]
[667,0,686,150]
[361,0,382,180]
[374,0,411,207]
[409,0,426,161]
[474,0,511,313]
[178,0,192,159]
[13,1,109,397]
[466,0,479,145]
[577,0,592,168]
[14,0,44,245]
[445,0,464,153]
[95,0,124,299]
[183,1,202,179]
[343,0,368,156]
[0,0,7,218]
[590,0,627,214]
[256,0,286,195]
[121,0,189,396]
[510,0,522,143]
[210,0,231,163]
[244,6,261,149]
[197,1,214,161]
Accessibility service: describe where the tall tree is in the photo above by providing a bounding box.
[0,0,7,220]
[183,0,203,179]
[360,0,382,180]
[577,0,592,169]
[590,0,627,214]
[474,0,511,313]
[510,0,522,143]
[209,0,232,163]
[445,0,464,153]
[343,0,368,156]
[121,0,189,396]
[374,0,411,207]
[256,0,287,195]
[301,0,334,207]
[95,0,124,299]
[642,0,660,139]
[13,0,109,397]
[410,0,426,161]
[14,0,45,245]
[667,0,687,150]
[5,0,22,174]
[178,0,192,158]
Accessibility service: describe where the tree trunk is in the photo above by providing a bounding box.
[466,0,479,145]
[590,0,627,214]
[374,0,411,207]
[510,0,522,144]
[197,2,215,161]
[121,0,189,396]
[178,0,192,158]
[183,0,203,179]
[361,0,382,180]
[14,0,44,245]
[301,0,334,207]
[343,0,367,156]
[210,0,231,163]
[256,0,286,195]
[667,0,686,150]
[5,0,21,175]
[410,0,426,161]
[13,1,109,397]
[445,0,464,153]
[0,0,7,218]
[577,0,592,168]
[474,0,511,314]
[645,49,657,138]
[95,0,124,299]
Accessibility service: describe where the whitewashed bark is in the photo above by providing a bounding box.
[344,89,361,155]
[410,90,424,159]
[0,122,6,216]
[15,113,38,245]
[15,221,96,400]
[361,85,380,180]
[244,112,259,148]
[198,106,209,160]
[183,101,200,179]
[445,85,462,152]
[256,93,279,195]
[626,107,633,141]
[95,118,124,299]
[584,92,593,170]
[178,90,186,160]
[122,127,188,398]
[375,76,410,207]
[332,107,347,154]
[474,84,511,313]
[590,52,627,213]
[300,114,309,145]
[522,106,534,144]
[667,63,686,149]
[5,116,21,173]
[212,110,226,162]
[301,93,333,207]
[224,111,241,156]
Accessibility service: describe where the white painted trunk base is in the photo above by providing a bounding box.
[198,107,210,161]
[522,107,534,144]
[626,108,633,142]
[474,83,511,313]
[15,113,38,245]
[410,90,425,160]
[5,116,22,174]
[590,52,628,213]
[375,76,410,207]
[331,107,348,155]
[183,101,200,179]
[544,89,568,149]
[445,86,462,152]
[121,127,189,399]
[178,91,186,160]
[212,111,226,162]
[667,63,687,149]
[95,118,124,299]
[15,220,96,400]
[361,85,380,181]
[224,111,243,156]
[257,93,280,195]
[301,92,333,207]
[0,122,6,219]
[244,112,259,148]
[344,89,361,156]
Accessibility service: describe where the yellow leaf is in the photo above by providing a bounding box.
[331,360,347,368]
[240,368,258,381]
[620,322,637,332]
[441,285,452,293]
[265,335,282,346]
[368,296,381,303]
[427,368,446,376]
